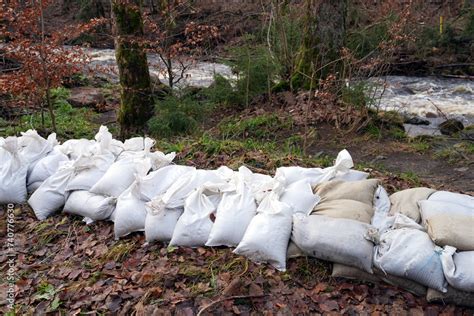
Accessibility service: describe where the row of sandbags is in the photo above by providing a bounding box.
[1,126,473,306]
[328,189,474,306]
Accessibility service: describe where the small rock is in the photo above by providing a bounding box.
[439,119,464,136]
[67,87,106,109]
[404,117,430,125]
[425,112,438,118]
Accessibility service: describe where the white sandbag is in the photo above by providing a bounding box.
[137,165,195,202]
[279,179,320,215]
[428,191,474,208]
[65,152,115,191]
[18,130,57,174]
[234,193,293,271]
[373,220,447,292]
[27,146,69,187]
[145,203,183,243]
[237,166,274,204]
[93,125,124,157]
[59,139,96,160]
[371,185,392,231]
[123,137,155,152]
[292,214,374,273]
[28,160,78,220]
[206,178,257,247]
[440,246,474,292]
[64,190,116,221]
[27,181,43,193]
[113,182,147,239]
[151,169,225,213]
[334,169,369,182]
[116,135,175,171]
[90,157,152,197]
[274,149,354,186]
[0,137,28,204]
[419,200,474,251]
[169,183,224,247]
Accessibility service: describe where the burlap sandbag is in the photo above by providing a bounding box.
[373,268,427,297]
[331,264,427,297]
[331,264,381,283]
[426,287,474,308]
[312,199,373,223]
[419,200,474,251]
[389,187,435,222]
[287,241,306,259]
[313,179,379,206]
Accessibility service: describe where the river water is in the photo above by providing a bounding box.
[87,48,474,136]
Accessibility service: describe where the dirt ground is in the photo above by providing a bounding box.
[308,128,474,195]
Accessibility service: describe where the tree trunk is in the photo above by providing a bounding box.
[111,0,154,138]
[291,0,347,90]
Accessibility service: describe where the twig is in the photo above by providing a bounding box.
[428,99,449,121]
[197,294,267,316]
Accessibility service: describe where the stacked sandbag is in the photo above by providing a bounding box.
[0,137,28,204]
[63,127,119,222]
[389,187,435,222]
[64,191,116,222]
[144,165,196,243]
[18,130,58,175]
[440,246,474,292]
[311,179,379,223]
[29,157,90,220]
[117,168,224,240]
[27,146,69,193]
[279,179,320,215]
[371,185,391,230]
[113,162,184,238]
[274,149,361,187]
[419,200,474,251]
[169,183,225,247]
[113,179,148,238]
[206,170,258,247]
[292,214,375,273]
[419,192,474,304]
[234,192,293,271]
[373,214,447,293]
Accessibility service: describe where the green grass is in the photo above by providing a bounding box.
[433,142,474,163]
[4,87,99,139]
[399,171,422,186]
[218,114,293,140]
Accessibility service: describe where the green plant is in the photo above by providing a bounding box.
[342,82,375,108]
[388,127,406,140]
[201,74,239,107]
[228,40,281,106]
[364,122,381,138]
[148,94,210,137]
[219,114,292,140]
[4,87,98,139]
[399,171,421,186]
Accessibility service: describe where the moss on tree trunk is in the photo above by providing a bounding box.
[291,0,347,90]
[112,0,154,138]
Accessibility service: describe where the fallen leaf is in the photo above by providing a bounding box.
[319,300,339,312]
[223,277,242,296]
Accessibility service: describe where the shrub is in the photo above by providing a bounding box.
[148,94,208,137]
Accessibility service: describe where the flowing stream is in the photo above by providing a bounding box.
[87,48,474,136]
